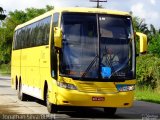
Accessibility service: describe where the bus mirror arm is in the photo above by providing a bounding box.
[54,27,62,48]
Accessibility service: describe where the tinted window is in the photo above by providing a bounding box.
[13,16,51,50]
[53,13,59,27]
[60,13,98,78]
[13,31,18,50]
[13,30,22,50]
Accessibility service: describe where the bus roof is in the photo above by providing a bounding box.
[57,7,130,16]
[15,7,130,31]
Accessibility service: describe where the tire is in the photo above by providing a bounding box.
[18,81,27,101]
[15,77,18,90]
[104,107,117,116]
[45,87,58,113]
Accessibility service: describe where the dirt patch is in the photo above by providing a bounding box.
[0,105,19,114]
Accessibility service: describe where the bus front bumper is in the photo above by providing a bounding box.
[55,87,134,108]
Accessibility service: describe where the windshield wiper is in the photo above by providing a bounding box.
[81,54,98,78]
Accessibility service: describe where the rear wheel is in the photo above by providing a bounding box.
[18,80,28,101]
[15,77,18,90]
[45,87,58,113]
[104,107,117,116]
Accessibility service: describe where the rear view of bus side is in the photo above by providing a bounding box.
[11,7,147,115]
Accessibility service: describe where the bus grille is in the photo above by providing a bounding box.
[77,83,118,94]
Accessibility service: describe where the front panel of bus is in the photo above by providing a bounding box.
[53,12,136,107]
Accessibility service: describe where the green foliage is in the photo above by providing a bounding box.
[132,15,150,55]
[132,16,160,56]
[147,24,160,57]
[0,5,54,64]
[135,86,160,104]
[0,7,6,20]
[136,54,160,90]
[132,16,160,92]
[148,33,160,56]
[0,63,10,75]
[132,16,149,34]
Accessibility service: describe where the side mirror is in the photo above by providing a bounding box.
[136,32,147,54]
[54,27,62,48]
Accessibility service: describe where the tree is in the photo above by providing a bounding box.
[0,7,6,20]
[150,24,156,35]
[0,5,54,64]
[148,33,160,56]
[132,16,149,35]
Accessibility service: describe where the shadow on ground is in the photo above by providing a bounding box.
[32,98,142,119]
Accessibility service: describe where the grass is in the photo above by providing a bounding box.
[135,87,160,104]
[0,63,11,76]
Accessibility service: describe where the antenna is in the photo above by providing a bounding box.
[90,0,107,8]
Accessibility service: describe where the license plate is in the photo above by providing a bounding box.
[92,97,105,101]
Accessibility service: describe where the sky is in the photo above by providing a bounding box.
[0,0,160,29]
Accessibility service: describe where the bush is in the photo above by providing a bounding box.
[136,54,160,90]
[148,33,160,57]
[0,63,11,74]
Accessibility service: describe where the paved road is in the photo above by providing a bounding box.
[0,76,160,119]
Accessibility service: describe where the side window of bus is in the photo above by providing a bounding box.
[14,30,21,50]
[14,16,51,50]
[13,31,17,50]
[53,13,59,27]
[36,17,51,46]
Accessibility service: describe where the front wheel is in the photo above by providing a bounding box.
[46,87,58,113]
[104,107,117,116]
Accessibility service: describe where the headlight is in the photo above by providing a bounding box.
[57,82,77,90]
[116,85,135,92]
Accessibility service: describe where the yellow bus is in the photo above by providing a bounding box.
[11,7,147,115]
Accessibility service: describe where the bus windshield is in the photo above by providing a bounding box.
[59,13,135,81]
